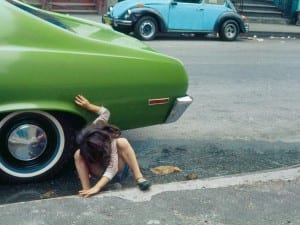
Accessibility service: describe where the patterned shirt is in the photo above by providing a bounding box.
[92,106,118,180]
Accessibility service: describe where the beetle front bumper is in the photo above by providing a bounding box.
[102,15,132,27]
[102,15,133,33]
[165,96,193,123]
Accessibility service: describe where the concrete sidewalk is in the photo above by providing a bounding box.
[1,166,300,225]
[247,23,300,38]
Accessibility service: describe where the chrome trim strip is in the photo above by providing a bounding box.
[102,16,132,26]
[167,29,212,33]
[165,96,193,123]
[114,19,132,26]
[244,23,250,32]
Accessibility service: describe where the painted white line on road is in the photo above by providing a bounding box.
[97,165,300,202]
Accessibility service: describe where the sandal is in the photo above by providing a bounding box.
[136,177,151,191]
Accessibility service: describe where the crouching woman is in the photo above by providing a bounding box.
[74,95,151,197]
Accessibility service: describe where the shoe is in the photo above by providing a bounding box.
[136,177,151,191]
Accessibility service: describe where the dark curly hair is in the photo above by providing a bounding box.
[76,123,121,168]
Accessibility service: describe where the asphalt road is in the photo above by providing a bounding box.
[138,36,300,142]
[1,37,300,205]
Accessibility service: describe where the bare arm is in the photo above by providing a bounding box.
[75,95,110,123]
[79,176,111,197]
[78,140,119,197]
[75,95,101,114]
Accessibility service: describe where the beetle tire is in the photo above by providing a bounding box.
[134,16,158,41]
[219,20,239,41]
[0,111,74,183]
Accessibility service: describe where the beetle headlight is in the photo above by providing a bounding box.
[107,6,113,15]
[124,9,132,19]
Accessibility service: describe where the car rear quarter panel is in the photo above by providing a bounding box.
[0,48,188,129]
[214,11,245,32]
[0,1,189,130]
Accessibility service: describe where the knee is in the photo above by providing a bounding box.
[117,138,134,153]
[117,138,130,149]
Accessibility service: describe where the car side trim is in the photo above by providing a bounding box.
[114,19,133,26]
[166,29,213,33]
[165,96,193,123]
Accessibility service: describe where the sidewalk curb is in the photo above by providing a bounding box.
[1,164,299,207]
[245,31,300,38]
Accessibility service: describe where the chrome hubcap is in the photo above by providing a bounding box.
[140,21,155,39]
[8,124,47,161]
[225,24,236,38]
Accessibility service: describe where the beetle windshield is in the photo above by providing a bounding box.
[6,0,73,31]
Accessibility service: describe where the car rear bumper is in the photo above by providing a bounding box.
[244,23,250,33]
[165,96,193,123]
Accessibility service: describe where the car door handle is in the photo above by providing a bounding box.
[197,8,204,11]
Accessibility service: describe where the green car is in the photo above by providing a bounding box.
[0,0,192,183]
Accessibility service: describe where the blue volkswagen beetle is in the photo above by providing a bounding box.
[103,0,249,41]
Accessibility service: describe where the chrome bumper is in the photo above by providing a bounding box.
[244,23,250,33]
[165,96,193,123]
[102,15,132,27]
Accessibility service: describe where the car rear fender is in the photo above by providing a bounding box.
[214,12,246,33]
[130,8,167,32]
[0,101,88,124]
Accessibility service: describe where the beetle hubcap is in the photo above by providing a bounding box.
[225,24,236,38]
[8,124,47,161]
[140,21,155,38]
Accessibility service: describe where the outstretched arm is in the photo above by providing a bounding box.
[79,176,110,197]
[75,95,101,114]
[75,95,110,123]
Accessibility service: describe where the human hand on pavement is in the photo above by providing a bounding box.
[79,185,101,198]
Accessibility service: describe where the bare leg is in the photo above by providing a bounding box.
[117,138,146,183]
[74,149,92,190]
